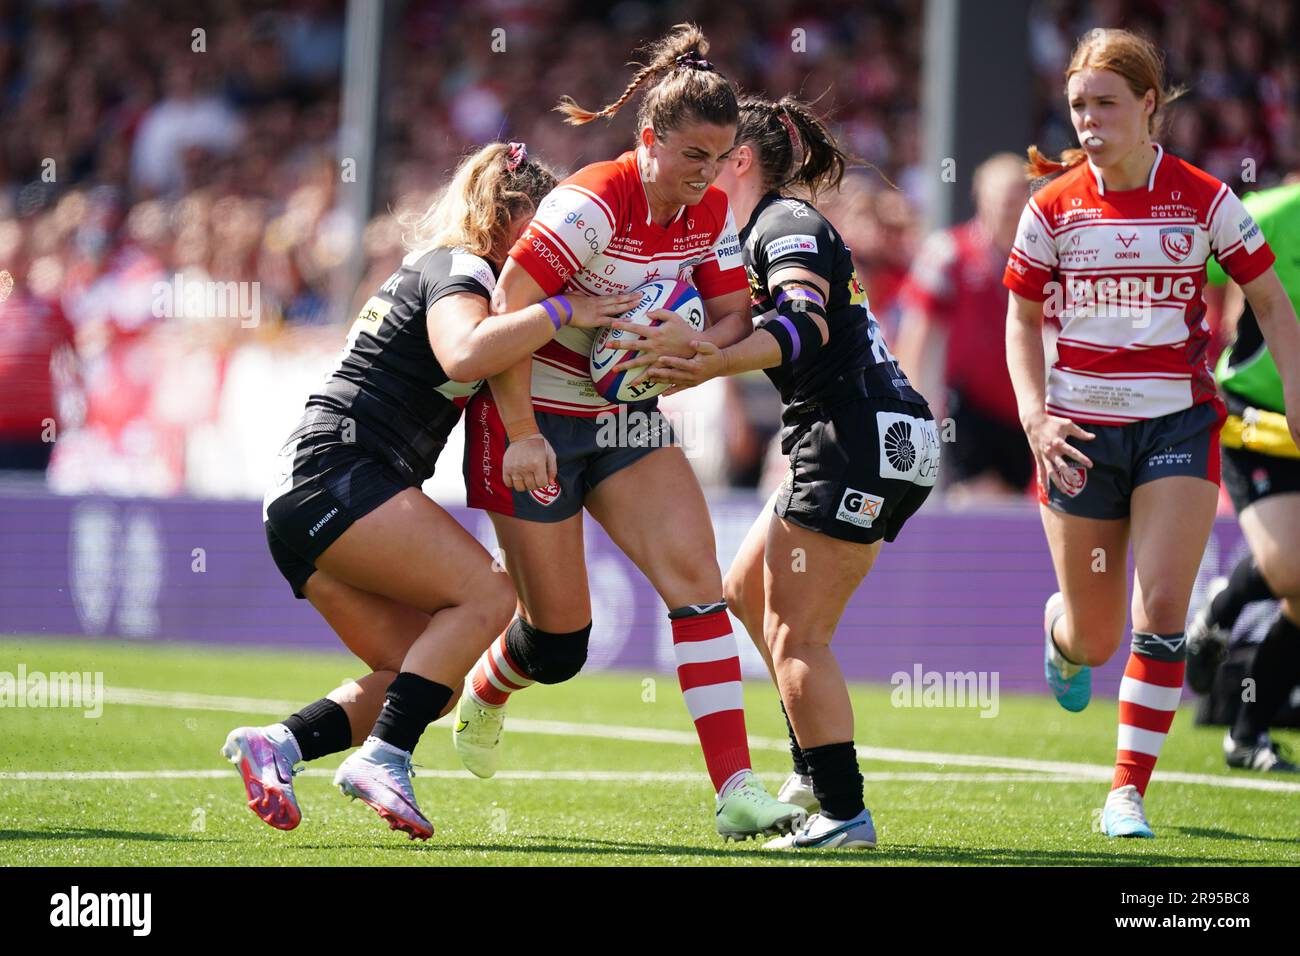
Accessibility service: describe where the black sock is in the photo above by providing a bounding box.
[802,741,864,821]
[1232,612,1300,744]
[371,672,453,754]
[281,698,352,762]
[1210,554,1275,631]
[780,700,810,776]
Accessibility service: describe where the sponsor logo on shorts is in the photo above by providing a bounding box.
[1147,446,1194,469]
[1058,465,1087,497]
[307,506,340,537]
[1252,467,1271,495]
[530,481,561,507]
[478,400,493,495]
[836,487,885,528]
[877,412,941,487]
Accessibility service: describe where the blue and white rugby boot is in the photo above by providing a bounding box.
[1044,592,1091,712]
[1100,784,1154,838]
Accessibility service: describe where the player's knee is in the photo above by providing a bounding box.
[504,617,591,685]
[764,619,831,659]
[722,572,748,619]
[1135,585,1190,634]
[479,571,518,636]
[661,560,724,609]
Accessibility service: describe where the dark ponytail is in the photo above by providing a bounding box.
[735,95,859,202]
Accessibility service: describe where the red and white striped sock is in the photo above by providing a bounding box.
[466,629,535,708]
[669,602,753,794]
[1113,631,1186,796]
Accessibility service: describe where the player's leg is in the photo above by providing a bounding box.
[1226,493,1300,772]
[221,569,434,830]
[723,498,815,809]
[1099,474,1217,838]
[317,488,517,840]
[585,444,804,838]
[1038,505,1130,711]
[455,510,591,777]
[456,400,595,775]
[759,514,881,848]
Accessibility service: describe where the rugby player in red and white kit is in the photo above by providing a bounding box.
[1005,28,1300,838]
[453,24,806,841]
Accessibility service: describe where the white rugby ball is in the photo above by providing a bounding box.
[589,279,705,403]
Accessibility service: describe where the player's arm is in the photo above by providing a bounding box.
[650,266,830,384]
[1240,268,1300,445]
[1005,291,1048,427]
[484,260,555,489]
[1006,291,1094,492]
[611,205,751,364]
[608,287,750,372]
[427,288,639,382]
[693,288,752,349]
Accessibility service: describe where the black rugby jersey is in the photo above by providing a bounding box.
[741,193,923,412]
[304,246,492,482]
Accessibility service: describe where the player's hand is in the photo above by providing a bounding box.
[563,292,642,330]
[645,341,727,389]
[502,434,557,493]
[1023,409,1095,494]
[608,311,698,368]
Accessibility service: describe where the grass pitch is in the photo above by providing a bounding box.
[2,637,1298,866]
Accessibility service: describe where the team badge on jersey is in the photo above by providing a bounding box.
[530,481,561,507]
[836,487,885,528]
[1159,226,1194,264]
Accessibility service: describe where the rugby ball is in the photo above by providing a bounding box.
[590,279,705,403]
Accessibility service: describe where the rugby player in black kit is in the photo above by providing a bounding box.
[641,97,940,849]
[220,142,639,840]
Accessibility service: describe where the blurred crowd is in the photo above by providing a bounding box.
[0,0,1293,499]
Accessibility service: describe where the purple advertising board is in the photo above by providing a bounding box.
[0,489,1250,697]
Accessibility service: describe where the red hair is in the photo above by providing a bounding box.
[1025,28,1184,179]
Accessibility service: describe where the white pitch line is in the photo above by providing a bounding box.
[94,686,1300,795]
[0,769,1097,784]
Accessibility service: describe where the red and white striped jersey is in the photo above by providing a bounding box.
[507,148,747,416]
[1003,144,1275,424]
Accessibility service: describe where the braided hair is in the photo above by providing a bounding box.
[555,23,738,137]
